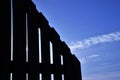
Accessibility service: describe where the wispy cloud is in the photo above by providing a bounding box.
[69,32,120,51]
[79,54,100,64]
[87,54,100,58]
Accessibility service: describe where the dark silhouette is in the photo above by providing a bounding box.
[0,0,82,80]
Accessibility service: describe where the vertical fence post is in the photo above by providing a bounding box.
[38,13,51,80]
[27,1,39,80]
[72,55,82,80]
[12,0,26,80]
[50,28,62,80]
[61,42,74,80]
[0,0,11,80]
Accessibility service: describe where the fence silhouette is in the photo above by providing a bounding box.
[1,0,82,80]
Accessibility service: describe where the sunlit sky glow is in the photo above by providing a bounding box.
[32,0,120,80]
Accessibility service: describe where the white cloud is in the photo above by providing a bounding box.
[87,54,100,59]
[69,32,120,51]
[79,54,100,64]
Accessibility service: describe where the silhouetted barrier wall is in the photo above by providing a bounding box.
[0,0,82,80]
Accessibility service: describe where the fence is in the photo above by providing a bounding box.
[0,0,82,80]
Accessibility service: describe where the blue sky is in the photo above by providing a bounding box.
[32,0,120,80]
